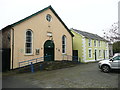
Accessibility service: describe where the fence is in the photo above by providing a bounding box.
[19,55,51,68]
[18,55,80,73]
[62,54,80,62]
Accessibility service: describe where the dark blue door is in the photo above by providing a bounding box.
[44,40,54,61]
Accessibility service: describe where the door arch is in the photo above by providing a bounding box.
[44,40,54,61]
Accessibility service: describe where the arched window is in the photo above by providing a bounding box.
[25,30,33,54]
[62,35,66,54]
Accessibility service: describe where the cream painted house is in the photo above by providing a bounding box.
[1,6,73,71]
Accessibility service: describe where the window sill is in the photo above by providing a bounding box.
[62,53,67,55]
[24,54,34,56]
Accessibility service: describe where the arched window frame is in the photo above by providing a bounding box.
[62,35,67,54]
[25,29,33,55]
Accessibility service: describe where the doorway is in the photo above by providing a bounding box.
[2,48,11,72]
[95,49,97,60]
[44,40,54,61]
[103,50,105,59]
[73,50,78,61]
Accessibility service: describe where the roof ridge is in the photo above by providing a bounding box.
[71,28,108,41]
[73,28,97,36]
[11,5,51,26]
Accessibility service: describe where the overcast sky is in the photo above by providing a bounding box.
[0,0,119,36]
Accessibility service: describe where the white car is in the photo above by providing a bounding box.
[98,55,120,73]
[113,53,120,58]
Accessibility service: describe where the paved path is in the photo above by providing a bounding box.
[2,62,119,88]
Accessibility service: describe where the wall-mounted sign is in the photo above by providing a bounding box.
[36,48,40,55]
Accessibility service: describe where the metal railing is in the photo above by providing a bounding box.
[62,54,80,62]
[19,55,51,68]
[18,55,80,73]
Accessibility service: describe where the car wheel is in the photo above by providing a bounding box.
[101,65,111,73]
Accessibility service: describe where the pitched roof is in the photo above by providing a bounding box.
[2,5,74,37]
[11,6,51,26]
[71,28,108,41]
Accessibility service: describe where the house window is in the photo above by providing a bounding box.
[99,50,101,57]
[62,35,66,54]
[98,41,100,47]
[94,40,96,47]
[46,14,52,22]
[109,50,111,56]
[106,42,108,47]
[25,30,33,54]
[106,50,107,57]
[88,39,92,47]
[88,49,92,58]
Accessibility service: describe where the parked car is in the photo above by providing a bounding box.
[98,55,120,73]
[113,53,120,58]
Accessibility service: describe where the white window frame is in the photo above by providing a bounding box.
[99,50,101,57]
[88,48,92,58]
[88,39,92,47]
[94,40,96,47]
[62,35,67,54]
[106,50,107,57]
[98,41,100,47]
[106,42,108,47]
[25,30,33,55]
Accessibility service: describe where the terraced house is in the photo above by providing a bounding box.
[71,28,109,63]
[1,6,73,71]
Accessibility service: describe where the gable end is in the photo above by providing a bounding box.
[10,5,73,37]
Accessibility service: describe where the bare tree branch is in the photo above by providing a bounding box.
[103,22,120,42]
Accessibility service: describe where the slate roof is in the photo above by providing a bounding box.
[2,5,74,37]
[71,28,108,41]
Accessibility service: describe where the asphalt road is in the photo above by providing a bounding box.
[2,62,120,88]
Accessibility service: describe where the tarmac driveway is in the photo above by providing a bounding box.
[2,62,119,88]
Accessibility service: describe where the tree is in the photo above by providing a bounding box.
[103,22,120,43]
[113,41,120,54]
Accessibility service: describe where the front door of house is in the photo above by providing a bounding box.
[44,40,54,61]
[104,50,105,59]
[95,49,97,60]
